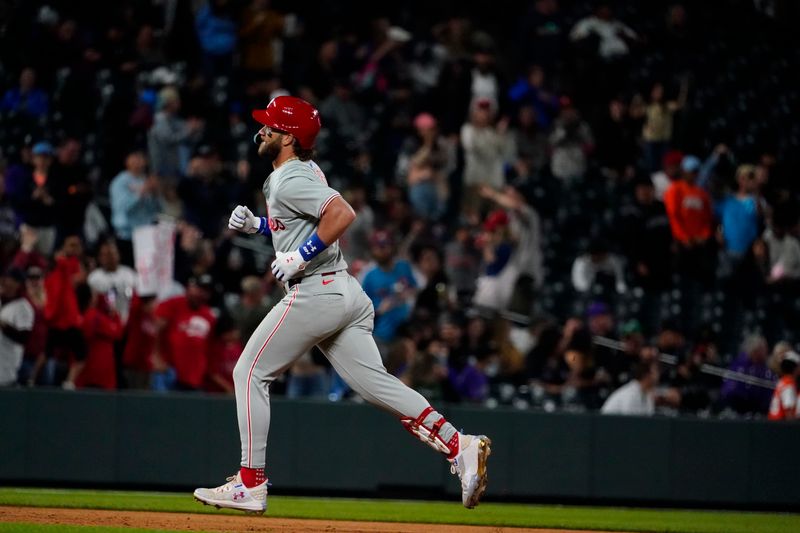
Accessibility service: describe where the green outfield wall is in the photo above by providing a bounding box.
[0,389,797,509]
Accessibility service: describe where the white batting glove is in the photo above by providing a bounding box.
[271,250,308,282]
[228,205,260,234]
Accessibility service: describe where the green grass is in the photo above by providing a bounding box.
[0,487,798,533]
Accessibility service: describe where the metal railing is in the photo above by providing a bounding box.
[592,336,776,389]
[490,308,777,390]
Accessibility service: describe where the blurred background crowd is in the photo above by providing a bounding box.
[1,0,799,419]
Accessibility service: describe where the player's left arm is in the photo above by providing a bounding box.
[315,196,356,246]
[271,193,356,281]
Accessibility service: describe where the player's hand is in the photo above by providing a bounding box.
[271,250,308,282]
[228,205,260,234]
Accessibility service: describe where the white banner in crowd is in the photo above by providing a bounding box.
[133,222,176,300]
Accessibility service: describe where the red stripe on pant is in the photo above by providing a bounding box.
[245,286,299,467]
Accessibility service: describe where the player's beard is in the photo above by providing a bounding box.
[258,136,282,159]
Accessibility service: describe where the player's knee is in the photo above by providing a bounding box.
[232,356,250,385]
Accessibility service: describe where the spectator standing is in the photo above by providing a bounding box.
[757,207,800,343]
[508,104,549,177]
[767,350,799,421]
[0,269,35,387]
[19,266,47,386]
[76,292,123,390]
[44,235,87,389]
[361,230,417,351]
[479,185,544,315]
[121,293,158,390]
[109,151,162,265]
[135,24,167,72]
[517,0,565,72]
[507,66,558,130]
[569,4,638,62]
[396,113,455,221]
[444,224,481,306]
[238,0,285,78]
[460,98,510,217]
[696,143,736,192]
[147,87,203,184]
[0,67,48,123]
[9,226,47,279]
[0,159,17,269]
[178,146,231,238]
[153,274,216,391]
[468,42,503,109]
[664,155,713,247]
[319,80,368,169]
[548,99,594,183]
[49,138,92,244]
[716,164,762,277]
[651,149,683,201]
[87,240,137,322]
[664,155,715,287]
[761,210,800,283]
[434,57,473,135]
[304,38,342,101]
[195,0,238,79]
[639,81,687,173]
[408,38,449,102]
[472,209,517,312]
[353,19,411,99]
[593,97,639,179]
[618,177,672,299]
[13,142,57,256]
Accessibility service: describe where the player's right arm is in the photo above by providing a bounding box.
[228,205,270,235]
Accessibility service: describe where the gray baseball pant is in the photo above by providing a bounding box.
[233,271,446,468]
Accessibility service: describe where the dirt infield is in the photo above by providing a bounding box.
[0,506,624,532]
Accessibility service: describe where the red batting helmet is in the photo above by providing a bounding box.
[251,96,321,149]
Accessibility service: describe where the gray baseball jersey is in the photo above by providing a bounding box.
[234,158,455,470]
[262,159,348,276]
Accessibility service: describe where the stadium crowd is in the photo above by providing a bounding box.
[1,0,799,419]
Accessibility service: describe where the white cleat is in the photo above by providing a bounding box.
[193,472,267,514]
[450,433,492,509]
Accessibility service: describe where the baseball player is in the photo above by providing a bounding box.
[193,96,491,513]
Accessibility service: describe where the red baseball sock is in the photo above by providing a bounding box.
[446,433,460,461]
[240,467,265,488]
